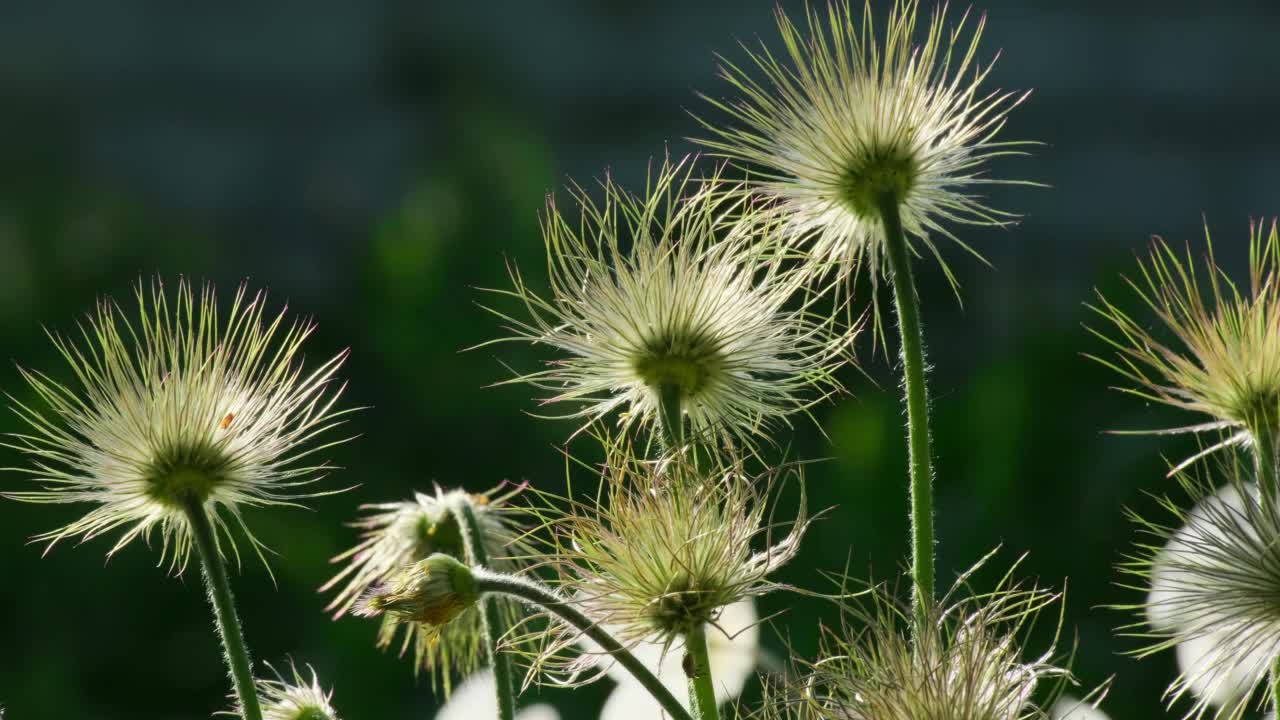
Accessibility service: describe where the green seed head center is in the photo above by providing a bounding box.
[650,573,714,636]
[839,146,918,218]
[294,708,332,720]
[634,345,724,400]
[1240,388,1280,436]
[144,442,233,506]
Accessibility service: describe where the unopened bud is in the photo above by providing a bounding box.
[356,553,478,627]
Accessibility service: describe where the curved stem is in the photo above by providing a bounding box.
[182,498,263,720]
[658,382,685,449]
[473,569,695,720]
[878,194,935,629]
[452,500,517,720]
[684,623,720,720]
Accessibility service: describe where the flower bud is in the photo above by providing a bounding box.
[357,553,479,627]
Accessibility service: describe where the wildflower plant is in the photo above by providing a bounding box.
[4,278,352,569]
[484,156,848,450]
[801,556,1074,720]
[518,443,807,689]
[1098,221,1280,718]
[0,2,1186,720]
[1120,451,1280,719]
[322,485,525,693]
[699,0,1033,631]
[224,663,341,720]
[564,449,802,641]
[699,0,1032,300]
[4,278,352,720]
[1091,220,1280,477]
[362,536,698,720]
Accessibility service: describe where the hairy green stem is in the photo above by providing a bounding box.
[1254,425,1279,509]
[684,623,720,720]
[453,500,517,720]
[879,194,936,628]
[183,497,262,720]
[473,569,695,720]
[1272,658,1280,717]
[658,382,685,448]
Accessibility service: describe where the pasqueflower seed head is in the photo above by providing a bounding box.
[803,554,1072,720]
[322,484,525,692]
[220,662,341,720]
[1120,453,1280,719]
[1092,220,1280,472]
[484,156,849,449]
[522,441,807,684]
[4,277,351,572]
[699,0,1032,305]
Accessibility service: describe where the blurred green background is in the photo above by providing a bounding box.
[2,1,1279,717]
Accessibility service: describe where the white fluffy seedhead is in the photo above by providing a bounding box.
[484,155,850,450]
[700,0,1032,335]
[1121,451,1280,719]
[4,277,352,573]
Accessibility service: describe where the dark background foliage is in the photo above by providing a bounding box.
[1,1,1278,718]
